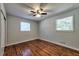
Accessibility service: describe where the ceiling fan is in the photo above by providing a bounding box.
[19,3,48,17]
[30,8,47,17]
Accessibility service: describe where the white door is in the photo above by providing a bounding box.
[1,10,6,48]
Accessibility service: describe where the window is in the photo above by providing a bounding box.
[56,16,73,31]
[20,22,30,31]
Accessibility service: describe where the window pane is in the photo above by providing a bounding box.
[20,22,30,31]
[56,16,73,31]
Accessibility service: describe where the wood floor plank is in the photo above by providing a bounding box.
[4,39,79,56]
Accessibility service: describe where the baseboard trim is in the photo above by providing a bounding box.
[6,37,79,51]
[40,38,79,51]
[6,37,38,46]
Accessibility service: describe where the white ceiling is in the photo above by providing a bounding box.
[4,3,79,21]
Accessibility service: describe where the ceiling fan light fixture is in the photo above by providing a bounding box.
[36,14,41,17]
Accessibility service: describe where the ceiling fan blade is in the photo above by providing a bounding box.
[27,12,36,16]
[33,14,36,16]
[30,10,36,13]
[40,3,48,11]
[41,13,47,15]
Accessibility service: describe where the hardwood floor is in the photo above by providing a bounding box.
[4,39,79,56]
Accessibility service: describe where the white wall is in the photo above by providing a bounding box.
[39,8,79,50]
[7,15,39,46]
